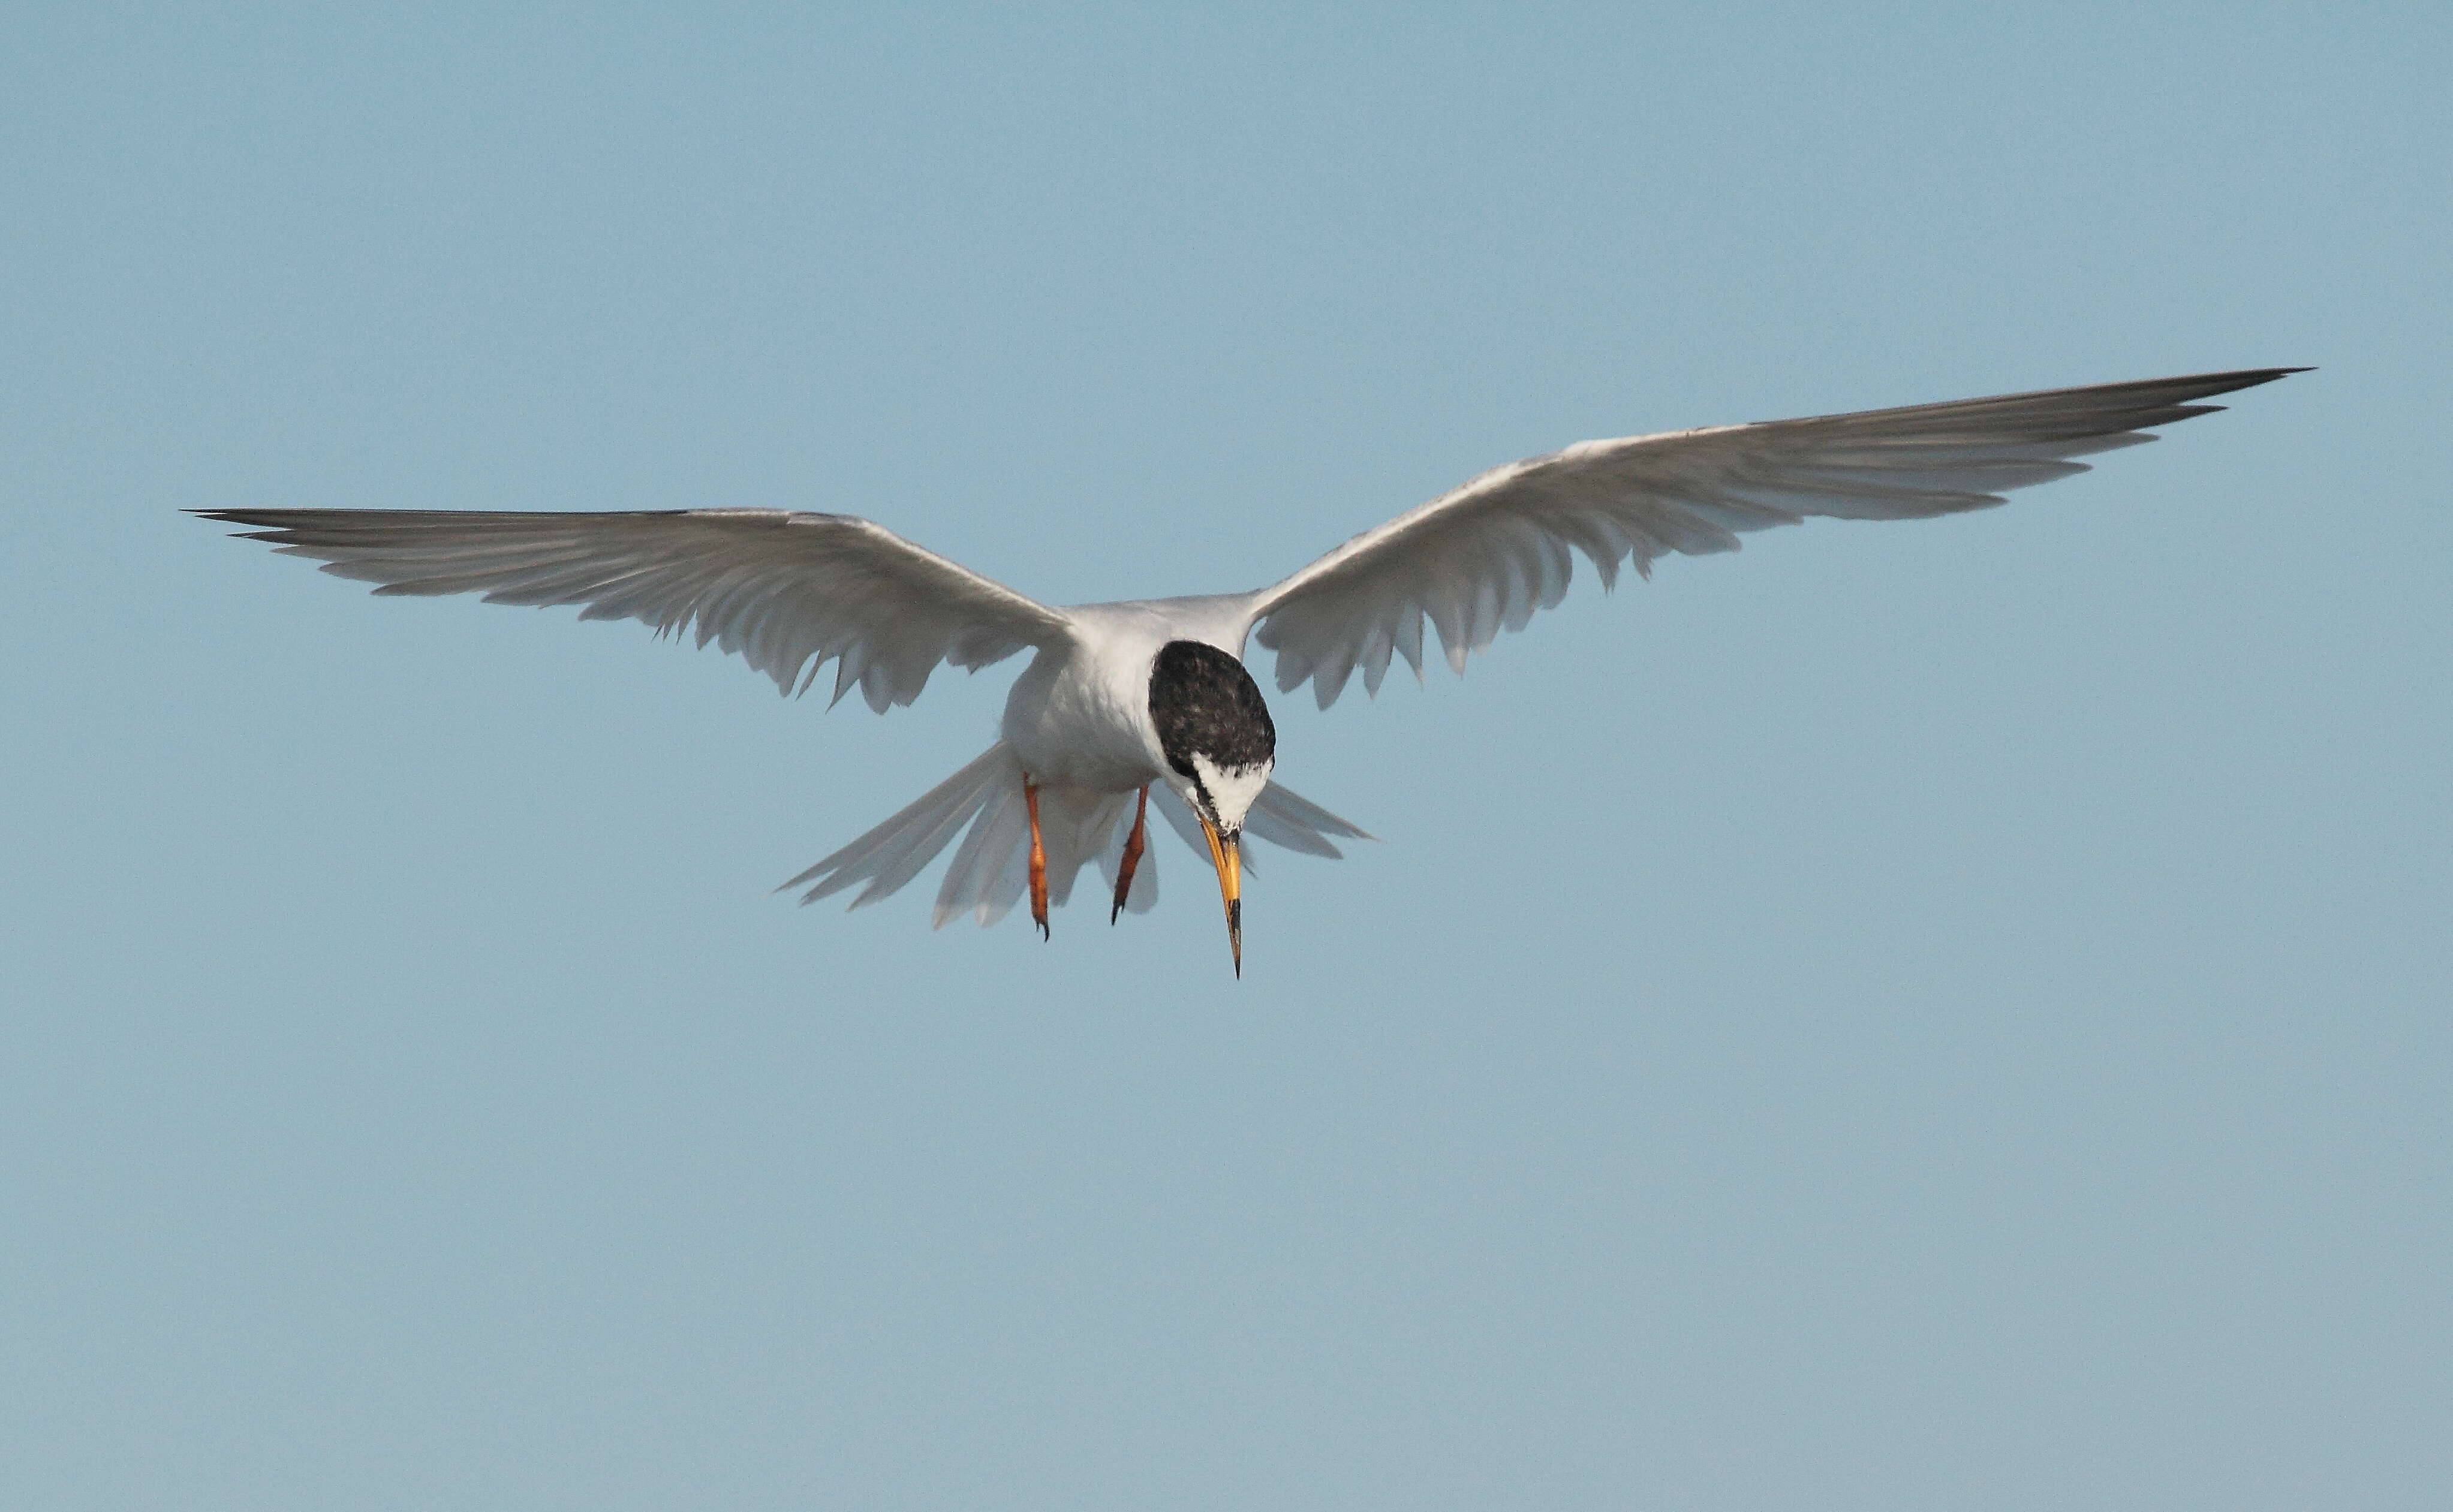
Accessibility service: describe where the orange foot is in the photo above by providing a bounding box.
[1024,778,1049,939]
[1110,784,1149,924]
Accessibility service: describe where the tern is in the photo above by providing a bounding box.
[202,367,2299,974]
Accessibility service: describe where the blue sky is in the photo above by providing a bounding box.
[5,6,2446,1508]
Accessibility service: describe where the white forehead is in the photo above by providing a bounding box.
[1188,751,1273,830]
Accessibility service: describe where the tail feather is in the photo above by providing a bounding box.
[1151,778,1372,876]
[787,746,1366,927]
[934,775,1031,926]
[1095,800,1160,915]
[1036,787,1131,907]
[853,783,1003,908]
[783,742,1018,906]
[1246,779,1373,858]
[931,781,1161,926]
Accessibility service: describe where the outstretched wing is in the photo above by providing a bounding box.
[200,507,1076,710]
[1244,368,2303,708]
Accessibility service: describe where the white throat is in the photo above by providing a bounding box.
[1188,751,1272,832]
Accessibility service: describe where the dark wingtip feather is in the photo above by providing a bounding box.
[2177,366,2311,400]
[191,507,290,539]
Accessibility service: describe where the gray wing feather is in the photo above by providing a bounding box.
[1246,369,2302,708]
[201,507,1074,711]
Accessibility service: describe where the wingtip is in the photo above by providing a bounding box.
[2192,365,2313,393]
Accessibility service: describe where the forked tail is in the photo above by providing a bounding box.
[782,740,1371,928]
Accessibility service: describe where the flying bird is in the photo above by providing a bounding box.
[201,368,2300,974]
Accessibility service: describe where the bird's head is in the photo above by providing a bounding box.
[1149,640,1276,975]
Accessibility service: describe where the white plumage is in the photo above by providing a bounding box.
[204,368,2298,953]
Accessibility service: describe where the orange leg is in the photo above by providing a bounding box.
[1110,784,1149,924]
[1024,778,1049,939]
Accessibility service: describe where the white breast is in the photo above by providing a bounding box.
[998,595,1263,794]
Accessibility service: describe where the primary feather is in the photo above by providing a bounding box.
[1243,369,2302,707]
[197,507,1074,711]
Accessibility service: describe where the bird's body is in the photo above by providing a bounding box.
[1000,595,1248,791]
[203,368,2301,971]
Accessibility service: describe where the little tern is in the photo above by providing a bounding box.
[202,367,2300,974]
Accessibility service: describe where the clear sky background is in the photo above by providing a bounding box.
[5,6,2446,1509]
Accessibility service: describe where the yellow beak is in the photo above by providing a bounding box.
[1196,812,1243,978]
